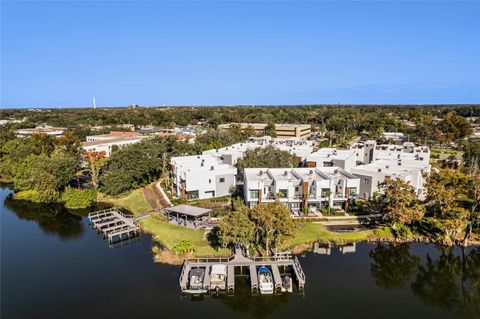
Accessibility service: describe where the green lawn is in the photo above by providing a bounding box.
[281,222,374,249]
[98,188,152,215]
[139,216,231,257]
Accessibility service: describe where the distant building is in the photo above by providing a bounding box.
[82,131,146,157]
[380,132,406,145]
[15,125,65,137]
[127,104,139,109]
[170,155,237,200]
[217,123,312,140]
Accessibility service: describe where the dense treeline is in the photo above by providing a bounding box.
[1,104,479,209]
[2,104,478,129]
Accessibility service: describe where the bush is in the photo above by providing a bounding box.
[392,223,413,240]
[61,187,97,209]
[171,240,195,255]
[14,189,43,203]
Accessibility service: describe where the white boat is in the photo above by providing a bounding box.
[210,264,227,292]
[187,268,206,293]
[258,266,274,294]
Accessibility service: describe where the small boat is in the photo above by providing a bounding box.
[281,275,293,293]
[188,268,206,292]
[258,266,274,294]
[210,264,227,292]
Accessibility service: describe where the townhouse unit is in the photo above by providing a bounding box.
[217,123,312,139]
[170,155,237,200]
[305,148,357,171]
[82,131,146,157]
[243,167,360,215]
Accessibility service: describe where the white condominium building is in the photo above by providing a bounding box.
[305,148,357,172]
[351,156,430,200]
[243,167,360,215]
[351,140,430,165]
[349,140,430,199]
[170,155,237,200]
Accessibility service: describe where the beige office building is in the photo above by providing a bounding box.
[217,123,311,139]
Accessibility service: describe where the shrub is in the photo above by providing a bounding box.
[61,187,97,209]
[171,240,195,255]
[14,189,43,203]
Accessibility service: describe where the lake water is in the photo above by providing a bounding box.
[1,186,479,319]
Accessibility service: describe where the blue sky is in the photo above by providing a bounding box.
[1,1,479,107]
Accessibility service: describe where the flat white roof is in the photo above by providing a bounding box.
[165,205,212,217]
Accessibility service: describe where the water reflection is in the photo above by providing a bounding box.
[3,192,86,240]
[220,277,290,319]
[369,244,419,289]
[369,243,480,318]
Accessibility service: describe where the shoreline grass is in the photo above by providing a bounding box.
[139,216,231,257]
[98,188,152,215]
[280,222,374,249]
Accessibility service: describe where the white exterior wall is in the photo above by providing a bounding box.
[243,167,359,213]
[171,155,237,200]
[82,139,142,157]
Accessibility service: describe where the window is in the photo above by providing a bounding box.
[295,186,299,192]
[187,190,199,200]
[219,177,225,183]
[321,188,330,197]
[349,187,357,196]
[209,179,211,184]
[364,179,369,184]
[249,190,259,199]
[279,189,288,198]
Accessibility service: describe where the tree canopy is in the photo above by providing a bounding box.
[236,145,295,172]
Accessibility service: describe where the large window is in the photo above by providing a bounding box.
[249,190,259,199]
[187,190,199,200]
[348,187,357,196]
[219,177,225,183]
[321,188,331,197]
[278,189,288,198]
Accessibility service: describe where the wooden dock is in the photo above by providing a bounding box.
[179,248,306,295]
[88,208,149,245]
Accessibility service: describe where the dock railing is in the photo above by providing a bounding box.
[293,256,306,283]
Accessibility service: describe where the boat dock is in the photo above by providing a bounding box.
[88,208,149,245]
[179,247,306,295]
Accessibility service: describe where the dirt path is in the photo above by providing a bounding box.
[153,182,171,208]
[143,185,161,209]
